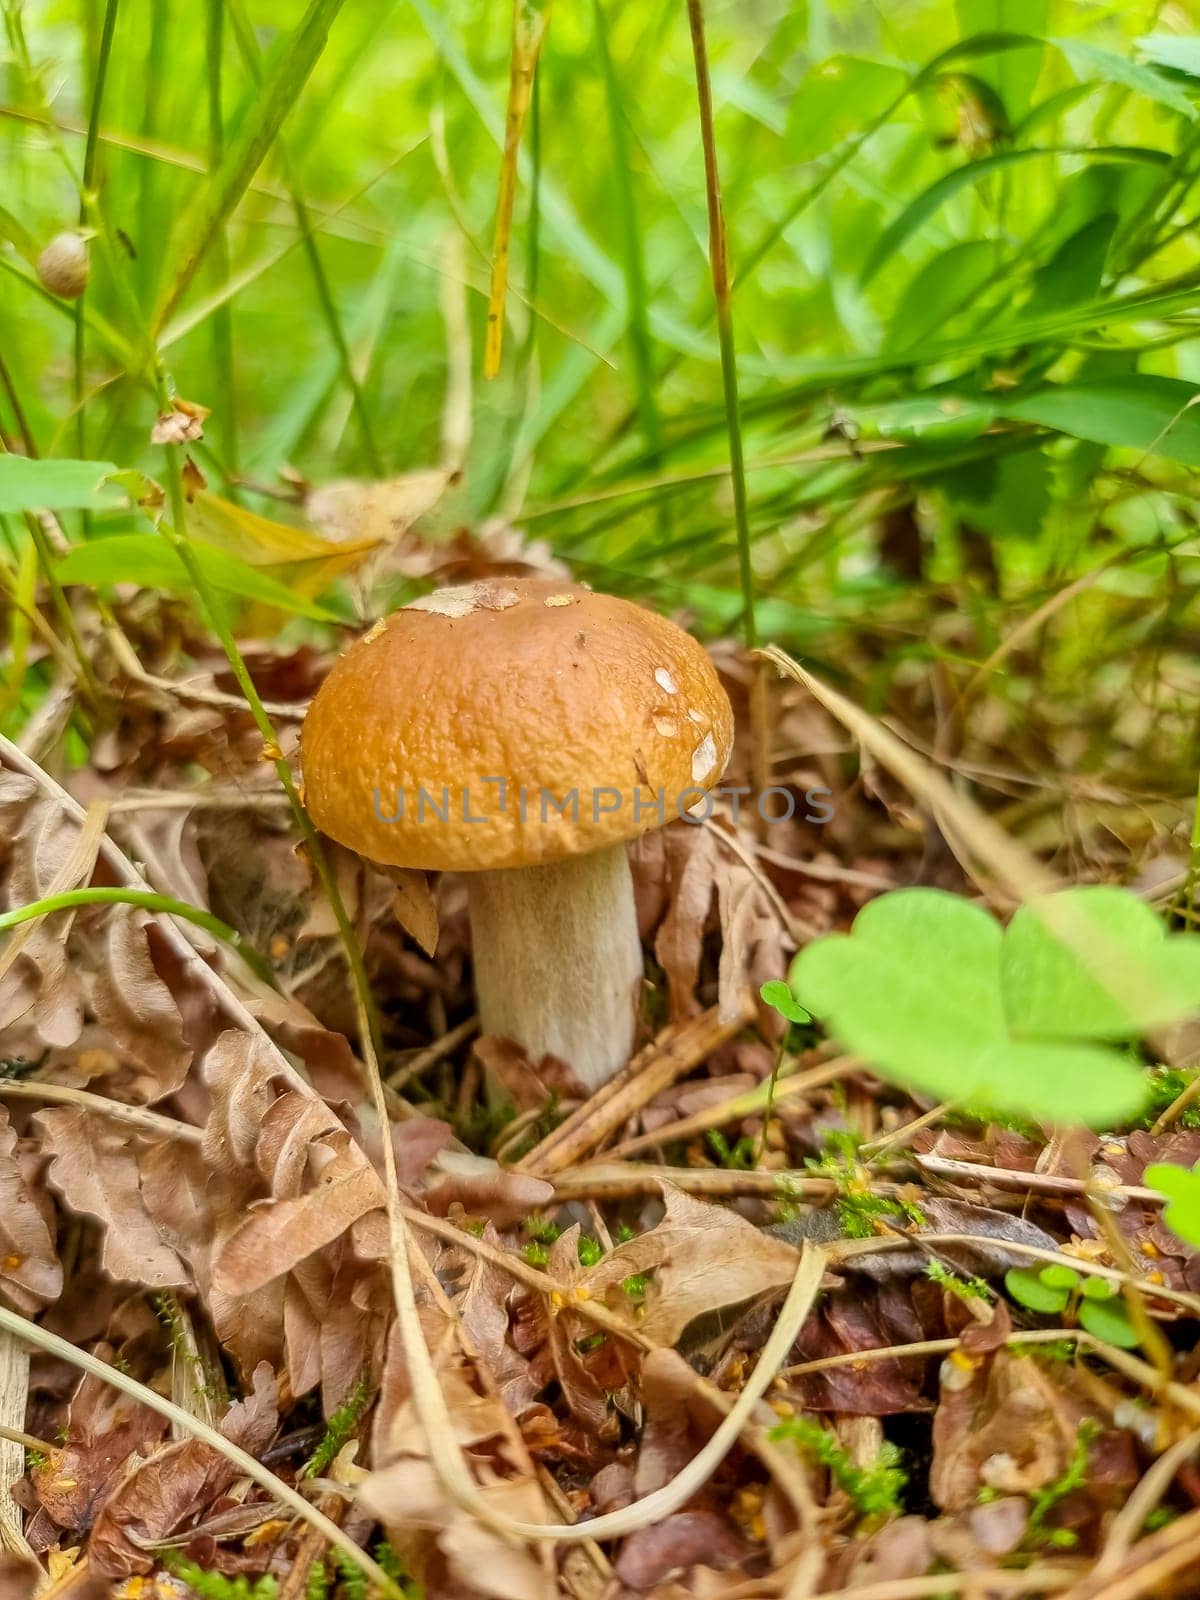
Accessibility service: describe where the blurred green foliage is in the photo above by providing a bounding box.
[1,0,1199,714]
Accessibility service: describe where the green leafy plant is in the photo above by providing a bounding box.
[1024,1420,1100,1549]
[332,1549,368,1600]
[771,1415,906,1525]
[300,1374,371,1480]
[1138,1069,1200,1131]
[1005,1265,1139,1349]
[759,980,811,1026]
[805,1128,926,1239]
[374,1542,422,1600]
[1144,1160,1200,1250]
[784,887,1200,1128]
[577,1234,604,1268]
[705,1127,757,1169]
[163,1552,279,1600]
[925,1259,992,1303]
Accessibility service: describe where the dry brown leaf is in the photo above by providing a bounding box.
[391,1115,455,1186]
[578,1185,799,1344]
[538,1225,609,1434]
[930,1347,1134,1514]
[653,826,718,1021]
[364,1313,556,1598]
[614,1510,750,1591]
[212,1110,383,1295]
[200,1030,386,1391]
[88,1363,278,1578]
[387,867,440,956]
[360,1458,554,1600]
[35,1108,195,1288]
[305,467,453,552]
[456,1225,538,1416]
[0,780,86,1049]
[90,914,192,1101]
[32,1370,166,1536]
[422,1153,554,1225]
[0,1106,61,1313]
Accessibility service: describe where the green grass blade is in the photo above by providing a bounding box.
[592,0,661,463]
[152,0,349,331]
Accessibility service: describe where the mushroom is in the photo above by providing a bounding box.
[301,578,734,1090]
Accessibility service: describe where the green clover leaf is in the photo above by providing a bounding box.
[759,980,811,1026]
[789,888,1156,1128]
[1145,1160,1200,1250]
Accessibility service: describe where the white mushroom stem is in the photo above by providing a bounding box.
[466,844,643,1093]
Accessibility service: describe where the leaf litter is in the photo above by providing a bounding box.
[0,590,1198,1600]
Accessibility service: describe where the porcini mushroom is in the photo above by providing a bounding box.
[301,578,734,1091]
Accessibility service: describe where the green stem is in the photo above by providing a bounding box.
[0,887,274,986]
[0,437,99,707]
[224,0,382,474]
[206,0,240,486]
[1184,761,1200,926]
[684,0,754,649]
[74,0,121,469]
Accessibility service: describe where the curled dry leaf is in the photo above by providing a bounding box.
[361,1459,555,1600]
[423,1151,554,1224]
[653,825,718,1022]
[35,1107,198,1289]
[614,1509,751,1591]
[931,1346,1135,1515]
[88,1363,278,1578]
[32,1370,166,1537]
[578,1185,799,1345]
[363,1321,555,1600]
[211,1090,383,1296]
[150,398,209,445]
[0,771,86,1049]
[305,466,453,551]
[391,1114,455,1187]
[385,866,440,956]
[455,1224,539,1416]
[90,914,193,1101]
[197,1030,388,1403]
[0,1106,61,1313]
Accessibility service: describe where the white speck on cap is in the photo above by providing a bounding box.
[654,668,678,694]
[652,715,677,737]
[406,581,519,617]
[687,708,704,724]
[691,732,717,782]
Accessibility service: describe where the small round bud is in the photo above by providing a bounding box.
[36,232,90,299]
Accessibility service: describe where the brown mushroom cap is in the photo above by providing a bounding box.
[301,577,734,871]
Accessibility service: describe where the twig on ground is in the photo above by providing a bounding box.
[519,999,755,1175]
